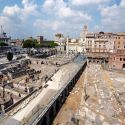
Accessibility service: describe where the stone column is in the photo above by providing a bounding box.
[1,104,5,114]
[52,102,57,117]
[46,111,51,125]
[66,36,69,55]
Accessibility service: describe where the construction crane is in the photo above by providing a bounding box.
[0,25,7,37]
[1,25,3,33]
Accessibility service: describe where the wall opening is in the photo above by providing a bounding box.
[123,64,125,70]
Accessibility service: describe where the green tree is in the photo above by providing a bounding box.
[49,41,58,47]
[23,39,33,48]
[0,41,8,46]
[7,52,13,61]
[55,33,63,38]
[40,41,58,48]
[22,39,38,48]
[23,39,58,48]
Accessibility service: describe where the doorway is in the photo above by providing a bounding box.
[123,64,125,71]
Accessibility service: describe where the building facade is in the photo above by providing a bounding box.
[109,33,125,70]
[79,26,115,54]
[79,25,89,52]
[9,39,23,46]
[37,36,44,44]
[54,26,125,71]
[85,32,115,53]
[0,29,11,44]
[115,33,125,50]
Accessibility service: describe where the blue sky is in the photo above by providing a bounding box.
[0,0,124,40]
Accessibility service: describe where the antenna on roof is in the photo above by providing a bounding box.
[1,25,4,34]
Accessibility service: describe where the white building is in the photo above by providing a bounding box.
[55,25,115,54]
[79,26,115,53]
[78,25,88,52]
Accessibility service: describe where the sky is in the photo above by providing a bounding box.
[0,0,125,40]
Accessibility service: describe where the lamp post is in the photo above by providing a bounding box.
[66,35,69,57]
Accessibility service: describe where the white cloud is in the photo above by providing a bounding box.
[23,4,37,16]
[101,4,119,17]
[22,0,38,19]
[0,16,10,26]
[22,0,29,6]
[34,19,65,31]
[0,15,25,37]
[58,7,75,17]
[41,0,92,37]
[120,0,125,7]
[3,5,21,16]
[43,0,91,21]
[2,0,38,21]
[57,5,91,21]
[70,0,109,6]
[43,0,55,9]
[3,0,124,39]
[97,0,125,32]
[22,0,38,13]
[0,0,92,39]
[0,0,39,38]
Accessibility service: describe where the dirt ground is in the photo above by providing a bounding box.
[53,72,85,125]
[53,63,125,125]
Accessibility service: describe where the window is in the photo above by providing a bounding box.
[124,58,125,61]
[114,57,115,60]
[119,37,120,39]
[124,45,125,48]
[120,58,122,61]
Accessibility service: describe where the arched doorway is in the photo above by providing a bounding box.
[123,64,125,71]
[40,116,48,125]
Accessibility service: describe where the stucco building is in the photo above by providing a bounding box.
[115,32,125,50]
[9,39,23,46]
[80,25,115,63]
[85,32,115,53]
[109,33,125,70]
[109,50,125,70]
[54,26,125,70]
[0,26,11,44]
[37,36,44,44]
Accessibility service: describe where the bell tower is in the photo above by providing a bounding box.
[83,25,88,35]
[80,25,88,38]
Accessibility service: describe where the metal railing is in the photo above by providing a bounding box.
[21,61,86,125]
